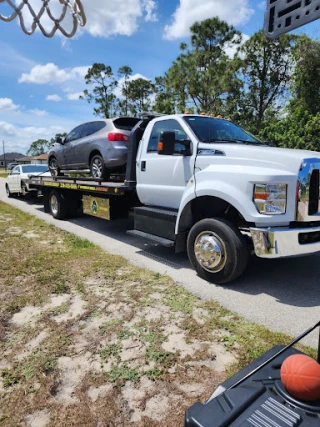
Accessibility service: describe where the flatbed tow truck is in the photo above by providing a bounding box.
[26,113,320,285]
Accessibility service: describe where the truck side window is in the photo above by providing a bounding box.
[147,120,188,153]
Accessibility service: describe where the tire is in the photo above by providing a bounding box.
[49,157,61,177]
[49,190,68,220]
[90,154,110,180]
[5,184,13,198]
[20,181,27,197]
[187,218,249,285]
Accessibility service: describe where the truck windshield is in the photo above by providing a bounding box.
[183,116,263,144]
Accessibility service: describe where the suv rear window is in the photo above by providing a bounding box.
[113,118,140,131]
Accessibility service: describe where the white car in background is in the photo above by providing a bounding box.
[5,164,51,197]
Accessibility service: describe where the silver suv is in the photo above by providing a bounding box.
[48,117,140,179]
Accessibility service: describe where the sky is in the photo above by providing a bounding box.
[0,0,319,155]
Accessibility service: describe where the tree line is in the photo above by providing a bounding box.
[28,17,320,155]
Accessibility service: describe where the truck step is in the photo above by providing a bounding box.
[127,230,175,247]
[134,206,178,221]
[133,206,178,241]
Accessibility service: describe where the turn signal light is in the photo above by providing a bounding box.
[158,142,164,151]
[108,133,129,142]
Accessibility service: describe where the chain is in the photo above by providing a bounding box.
[0,0,86,38]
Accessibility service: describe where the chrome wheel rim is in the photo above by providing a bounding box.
[194,231,227,273]
[49,159,58,175]
[50,195,59,216]
[21,183,26,195]
[92,158,103,178]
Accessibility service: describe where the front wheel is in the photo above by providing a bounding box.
[5,184,13,198]
[20,181,27,196]
[187,218,249,285]
[90,155,110,180]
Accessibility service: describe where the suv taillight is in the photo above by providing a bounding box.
[108,132,129,142]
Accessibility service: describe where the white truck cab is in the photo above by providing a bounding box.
[133,114,320,284]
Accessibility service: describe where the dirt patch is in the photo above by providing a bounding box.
[87,384,113,402]
[25,409,51,427]
[54,295,86,323]
[10,295,70,327]
[16,330,49,361]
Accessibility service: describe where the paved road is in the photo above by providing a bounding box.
[0,177,319,348]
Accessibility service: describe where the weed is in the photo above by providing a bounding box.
[1,368,20,388]
[117,326,133,340]
[52,281,70,294]
[99,343,122,363]
[145,347,175,369]
[145,367,165,381]
[107,364,140,387]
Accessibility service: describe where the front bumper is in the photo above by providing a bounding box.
[250,226,320,258]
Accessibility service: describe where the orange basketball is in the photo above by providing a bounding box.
[280,354,320,401]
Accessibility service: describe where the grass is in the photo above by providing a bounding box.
[0,200,317,426]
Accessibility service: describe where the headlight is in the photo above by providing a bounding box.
[254,184,287,215]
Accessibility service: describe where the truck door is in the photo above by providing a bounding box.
[136,118,195,210]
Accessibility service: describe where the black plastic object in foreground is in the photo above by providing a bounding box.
[264,0,320,39]
[185,321,320,426]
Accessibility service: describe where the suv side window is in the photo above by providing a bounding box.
[81,121,106,138]
[65,125,83,143]
[147,119,189,153]
[94,121,106,132]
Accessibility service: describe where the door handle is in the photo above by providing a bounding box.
[141,161,146,171]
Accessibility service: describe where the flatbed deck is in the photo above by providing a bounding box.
[28,176,129,197]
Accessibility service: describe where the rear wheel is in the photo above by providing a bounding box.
[187,218,249,285]
[49,157,61,177]
[90,155,110,180]
[5,184,12,198]
[49,190,68,220]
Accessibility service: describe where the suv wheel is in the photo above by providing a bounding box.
[90,155,110,180]
[49,157,61,177]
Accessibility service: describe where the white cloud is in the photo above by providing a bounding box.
[0,120,66,154]
[226,33,250,58]
[0,98,19,111]
[142,0,158,22]
[29,109,49,117]
[19,63,89,85]
[164,0,254,40]
[114,73,150,98]
[82,0,158,37]
[66,92,84,101]
[19,0,158,38]
[46,95,62,102]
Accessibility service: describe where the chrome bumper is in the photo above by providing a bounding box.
[250,226,320,258]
